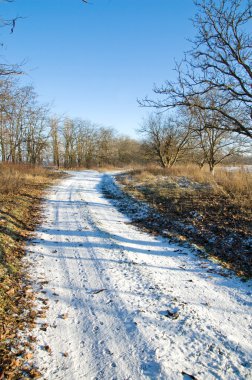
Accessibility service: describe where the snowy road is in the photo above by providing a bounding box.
[27,171,252,380]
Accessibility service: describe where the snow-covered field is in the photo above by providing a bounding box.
[26,171,252,380]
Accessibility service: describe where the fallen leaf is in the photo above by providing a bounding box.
[24,352,33,360]
[164,310,180,319]
[43,345,52,354]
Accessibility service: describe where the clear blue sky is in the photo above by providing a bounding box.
[1,0,197,138]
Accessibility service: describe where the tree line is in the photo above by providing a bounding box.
[0,0,251,172]
[0,78,143,167]
[50,117,142,168]
[138,0,252,173]
[0,76,250,172]
[0,76,249,172]
[139,109,248,173]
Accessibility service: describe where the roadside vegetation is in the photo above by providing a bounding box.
[117,164,252,278]
[0,163,63,379]
[0,0,251,375]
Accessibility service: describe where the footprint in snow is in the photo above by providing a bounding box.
[104,348,113,355]
[160,308,180,319]
[93,326,99,333]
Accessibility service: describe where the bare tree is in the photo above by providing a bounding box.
[140,0,252,139]
[117,136,143,166]
[0,0,23,76]
[75,120,98,168]
[0,79,48,164]
[138,113,193,168]
[97,127,118,167]
[50,118,61,168]
[25,105,48,164]
[192,109,243,173]
[62,119,77,168]
[187,92,246,172]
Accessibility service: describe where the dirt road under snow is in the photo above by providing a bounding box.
[26,171,252,380]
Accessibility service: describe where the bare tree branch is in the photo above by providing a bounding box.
[140,0,252,139]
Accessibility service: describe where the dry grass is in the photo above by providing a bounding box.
[0,163,56,194]
[0,163,64,379]
[118,164,252,277]
[130,164,252,209]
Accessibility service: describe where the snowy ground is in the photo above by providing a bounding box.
[26,171,252,380]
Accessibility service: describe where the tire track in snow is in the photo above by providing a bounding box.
[68,179,165,379]
[26,171,252,380]
[29,175,165,379]
[47,180,140,379]
[78,172,252,379]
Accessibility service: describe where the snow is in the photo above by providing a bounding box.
[222,165,252,173]
[26,171,252,380]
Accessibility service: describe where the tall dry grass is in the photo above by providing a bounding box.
[130,164,252,208]
[0,163,52,194]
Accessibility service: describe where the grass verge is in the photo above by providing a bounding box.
[117,165,252,278]
[0,164,65,379]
